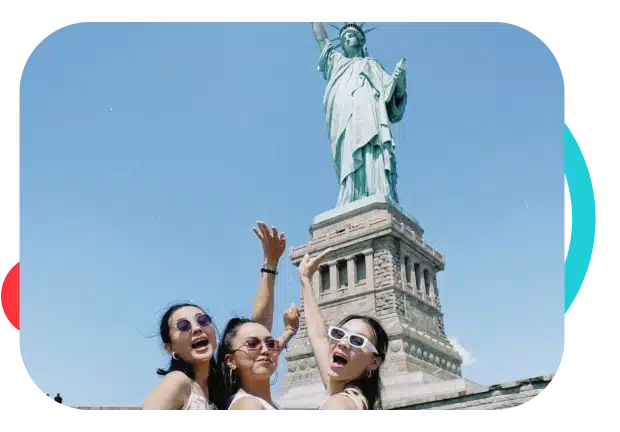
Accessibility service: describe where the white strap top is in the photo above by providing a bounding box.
[228,388,279,410]
[183,388,216,410]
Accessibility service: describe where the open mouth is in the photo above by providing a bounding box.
[191,339,209,349]
[332,353,348,366]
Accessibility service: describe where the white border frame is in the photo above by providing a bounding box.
[0,0,620,431]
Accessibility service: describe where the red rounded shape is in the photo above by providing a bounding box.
[1,262,19,330]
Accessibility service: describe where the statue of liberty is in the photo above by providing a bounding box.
[311,23,407,207]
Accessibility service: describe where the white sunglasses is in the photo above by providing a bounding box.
[328,326,378,354]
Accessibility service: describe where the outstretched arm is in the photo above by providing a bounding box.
[251,222,286,332]
[312,23,330,51]
[299,249,332,387]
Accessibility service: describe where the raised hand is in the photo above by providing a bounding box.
[283,303,300,333]
[299,248,331,281]
[253,221,286,269]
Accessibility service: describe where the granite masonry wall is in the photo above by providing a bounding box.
[70,374,553,410]
[394,375,554,410]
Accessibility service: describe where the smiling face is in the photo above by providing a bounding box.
[225,322,279,383]
[164,306,217,365]
[341,29,364,57]
[327,318,382,382]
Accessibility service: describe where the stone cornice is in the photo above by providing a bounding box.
[400,323,462,362]
[290,214,445,269]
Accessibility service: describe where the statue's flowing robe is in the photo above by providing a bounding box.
[318,41,407,206]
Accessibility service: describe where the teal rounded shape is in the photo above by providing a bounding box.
[564,125,596,313]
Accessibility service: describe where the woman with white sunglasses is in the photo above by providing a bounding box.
[298,249,389,410]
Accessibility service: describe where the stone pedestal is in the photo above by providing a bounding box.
[278,195,477,409]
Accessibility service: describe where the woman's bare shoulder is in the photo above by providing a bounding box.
[320,393,360,410]
[159,371,192,389]
[143,371,192,410]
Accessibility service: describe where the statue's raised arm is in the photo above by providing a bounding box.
[311,22,329,51]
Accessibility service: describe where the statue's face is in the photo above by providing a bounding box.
[341,29,363,56]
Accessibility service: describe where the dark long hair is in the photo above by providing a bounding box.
[155,303,219,397]
[212,317,256,410]
[339,314,388,410]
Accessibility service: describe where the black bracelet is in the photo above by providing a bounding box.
[261,267,278,275]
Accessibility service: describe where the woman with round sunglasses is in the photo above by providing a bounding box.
[298,248,389,410]
[143,221,288,410]
[215,304,300,410]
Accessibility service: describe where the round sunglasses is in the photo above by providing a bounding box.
[328,326,378,354]
[175,313,213,333]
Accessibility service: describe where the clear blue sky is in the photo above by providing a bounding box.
[20,23,564,406]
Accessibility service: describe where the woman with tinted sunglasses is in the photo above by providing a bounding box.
[143,221,287,410]
[298,249,389,410]
[215,304,300,410]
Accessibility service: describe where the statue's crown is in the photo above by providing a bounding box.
[339,23,365,39]
[328,23,377,53]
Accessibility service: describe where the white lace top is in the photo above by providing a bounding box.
[183,388,216,410]
[228,388,279,410]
